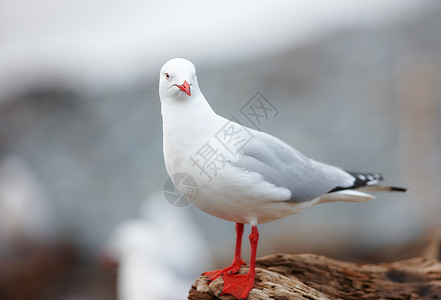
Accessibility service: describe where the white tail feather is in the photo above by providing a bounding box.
[357,185,405,192]
[317,190,375,204]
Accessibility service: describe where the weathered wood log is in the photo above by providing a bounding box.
[189,237,441,299]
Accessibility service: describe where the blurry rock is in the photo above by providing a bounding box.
[0,242,77,300]
[189,236,441,299]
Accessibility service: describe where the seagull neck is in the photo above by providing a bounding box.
[161,94,216,125]
[161,94,221,162]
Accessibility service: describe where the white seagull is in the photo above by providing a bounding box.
[158,58,406,299]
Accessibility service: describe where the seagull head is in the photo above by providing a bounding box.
[159,58,200,101]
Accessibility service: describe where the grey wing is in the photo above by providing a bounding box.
[231,131,355,202]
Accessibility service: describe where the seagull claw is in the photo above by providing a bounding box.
[220,272,255,300]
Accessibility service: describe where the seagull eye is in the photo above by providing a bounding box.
[165,73,170,80]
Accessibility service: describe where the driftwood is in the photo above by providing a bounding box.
[189,237,441,299]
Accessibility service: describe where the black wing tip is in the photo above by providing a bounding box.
[389,186,408,192]
[327,171,381,193]
[348,171,408,193]
[328,171,407,194]
[347,171,384,181]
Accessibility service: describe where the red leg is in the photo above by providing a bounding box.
[202,223,246,282]
[221,226,259,300]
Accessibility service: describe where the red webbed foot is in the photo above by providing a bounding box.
[220,272,255,300]
[203,223,246,282]
[202,259,246,282]
[218,225,259,299]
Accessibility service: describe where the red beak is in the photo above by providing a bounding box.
[176,80,191,96]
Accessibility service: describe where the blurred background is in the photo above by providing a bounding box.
[1,0,440,299]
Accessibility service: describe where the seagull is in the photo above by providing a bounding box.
[158,58,406,299]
